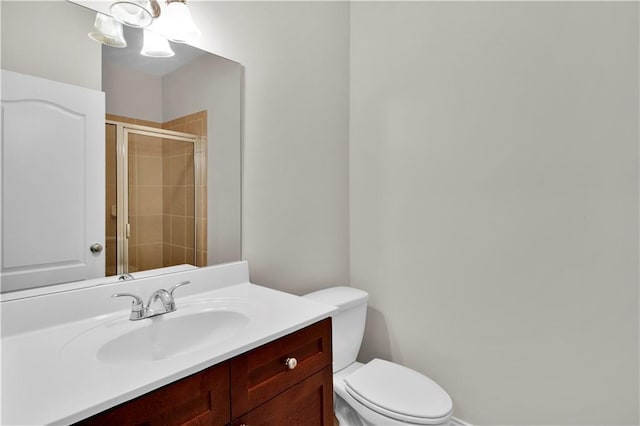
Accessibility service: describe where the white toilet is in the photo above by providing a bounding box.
[304,286,453,426]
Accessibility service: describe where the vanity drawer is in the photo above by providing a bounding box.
[230,366,334,426]
[229,318,332,418]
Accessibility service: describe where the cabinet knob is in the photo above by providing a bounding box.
[285,357,298,370]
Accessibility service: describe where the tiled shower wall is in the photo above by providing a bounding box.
[104,112,207,274]
[163,111,208,268]
[129,131,164,272]
[161,138,195,267]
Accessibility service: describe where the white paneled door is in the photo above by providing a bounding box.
[1,70,105,292]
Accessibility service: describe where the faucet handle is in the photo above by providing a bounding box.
[168,281,190,297]
[112,293,146,320]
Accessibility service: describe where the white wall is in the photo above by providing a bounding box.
[0,1,100,90]
[163,54,243,265]
[188,2,351,295]
[350,2,639,424]
[103,61,163,122]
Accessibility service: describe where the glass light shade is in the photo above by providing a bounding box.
[88,13,127,48]
[163,1,201,43]
[110,0,154,28]
[140,29,175,57]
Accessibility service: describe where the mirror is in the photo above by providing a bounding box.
[0,1,242,294]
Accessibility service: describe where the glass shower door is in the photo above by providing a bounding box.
[105,120,201,276]
[126,129,197,273]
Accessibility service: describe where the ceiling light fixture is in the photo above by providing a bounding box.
[109,0,160,28]
[90,0,200,56]
[88,13,127,48]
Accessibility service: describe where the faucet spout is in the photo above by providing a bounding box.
[147,289,175,314]
[111,280,190,321]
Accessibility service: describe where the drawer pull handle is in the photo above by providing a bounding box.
[285,357,298,370]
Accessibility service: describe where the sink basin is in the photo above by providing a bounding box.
[98,309,250,364]
[61,299,256,364]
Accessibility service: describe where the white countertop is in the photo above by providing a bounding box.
[1,262,335,425]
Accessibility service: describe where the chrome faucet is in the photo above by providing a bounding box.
[112,281,190,321]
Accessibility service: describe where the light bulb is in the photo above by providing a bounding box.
[141,29,175,57]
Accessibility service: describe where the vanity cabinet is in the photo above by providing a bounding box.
[74,318,332,426]
[75,362,230,426]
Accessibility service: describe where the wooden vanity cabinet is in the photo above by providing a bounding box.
[75,362,230,426]
[74,319,333,426]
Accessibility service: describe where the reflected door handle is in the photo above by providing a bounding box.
[90,243,103,253]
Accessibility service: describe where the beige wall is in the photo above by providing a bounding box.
[350,2,639,424]
[0,1,100,90]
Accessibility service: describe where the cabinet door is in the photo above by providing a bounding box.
[1,70,105,291]
[231,367,334,426]
[75,362,230,426]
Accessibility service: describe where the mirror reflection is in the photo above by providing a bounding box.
[0,1,242,294]
[103,26,210,277]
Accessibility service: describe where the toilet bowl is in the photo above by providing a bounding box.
[334,361,453,425]
[304,287,453,426]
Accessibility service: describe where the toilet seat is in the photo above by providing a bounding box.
[343,359,453,425]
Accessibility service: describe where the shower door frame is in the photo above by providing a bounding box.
[107,120,202,275]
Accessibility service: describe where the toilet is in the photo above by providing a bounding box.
[304,286,453,426]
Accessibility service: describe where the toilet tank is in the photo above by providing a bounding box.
[304,286,368,372]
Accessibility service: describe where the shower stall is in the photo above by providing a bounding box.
[105,120,205,276]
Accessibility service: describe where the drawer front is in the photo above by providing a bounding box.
[231,366,334,426]
[230,318,332,418]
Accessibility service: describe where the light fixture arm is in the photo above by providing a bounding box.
[149,0,161,18]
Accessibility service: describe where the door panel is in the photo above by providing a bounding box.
[1,70,105,292]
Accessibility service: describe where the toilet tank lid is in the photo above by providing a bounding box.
[304,286,368,310]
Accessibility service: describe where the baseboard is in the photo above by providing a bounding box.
[451,416,474,426]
